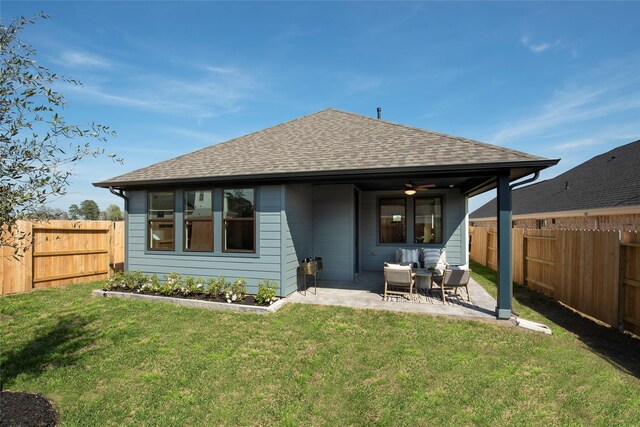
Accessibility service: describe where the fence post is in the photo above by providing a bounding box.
[484,229,489,266]
[23,221,34,291]
[522,229,528,287]
[107,222,113,278]
[618,233,627,331]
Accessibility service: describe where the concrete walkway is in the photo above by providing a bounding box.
[288,271,498,320]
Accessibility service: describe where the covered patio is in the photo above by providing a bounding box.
[288,271,498,320]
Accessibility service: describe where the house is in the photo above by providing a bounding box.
[94,109,558,319]
[470,140,640,231]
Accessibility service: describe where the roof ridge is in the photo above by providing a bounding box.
[326,108,541,160]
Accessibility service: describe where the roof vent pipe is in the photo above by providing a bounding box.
[377,107,382,119]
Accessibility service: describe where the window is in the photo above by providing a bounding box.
[379,198,406,243]
[223,188,255,252]
[184,190,213,251]
[414,197,442,244]
[148,191,174,251]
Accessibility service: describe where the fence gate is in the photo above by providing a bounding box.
[32,224,111,288]
[1,220,123,295]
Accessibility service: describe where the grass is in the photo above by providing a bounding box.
[1,266,639,426]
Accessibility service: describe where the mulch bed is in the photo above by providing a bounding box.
[0,391,58,427]
[104,287,270,307]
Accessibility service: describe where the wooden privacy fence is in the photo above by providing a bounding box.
[470,226,640,336]
[1,220,124,295]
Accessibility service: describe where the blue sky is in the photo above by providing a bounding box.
[3,1,640,213]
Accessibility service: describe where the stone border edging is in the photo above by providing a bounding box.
[92,290,289,314]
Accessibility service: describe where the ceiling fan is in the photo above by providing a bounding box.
[404,182,436,195]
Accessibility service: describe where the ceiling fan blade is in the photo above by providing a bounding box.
[414,184,436,190]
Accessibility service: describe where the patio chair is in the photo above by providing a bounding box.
[384,264,415,300]
[431,268,471,302]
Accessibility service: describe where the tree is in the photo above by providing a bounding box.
[29,206,68,220]
[1,14,118,253]
[68,204,80,220]
[105,204,123,221]
[79,200,100,220]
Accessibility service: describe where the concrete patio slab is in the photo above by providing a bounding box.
[288,271,499,321]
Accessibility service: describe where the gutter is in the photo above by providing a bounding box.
[109,187,129,210]
[509,171,539,190]
[93,159,559,189]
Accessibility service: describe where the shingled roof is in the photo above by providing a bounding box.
[96,109,552,187]
[471,140,640,219]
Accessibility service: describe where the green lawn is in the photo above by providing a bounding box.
[1,265,639,426]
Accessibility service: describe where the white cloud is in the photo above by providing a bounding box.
[205,65,236,75]
[490,71,640,145]
[552,138,600,150]
[54,49,112,68]
[520,36,559,54]
[63,65,260,119]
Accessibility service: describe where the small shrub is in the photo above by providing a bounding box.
[206,277,218,297]
[255,279,279,305]
[129,270,147,290]
[182,276,199,296]
[160,272,182,296]
[225,278,247,303]
[141,274,161,293]
[104,272,126,290]
[216,276,231,298]
[195,278,206,294]
[165,272,182,287]
[206,276,224,298]
[104,271,147,291]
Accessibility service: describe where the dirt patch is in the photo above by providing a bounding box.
[0,391,59,427]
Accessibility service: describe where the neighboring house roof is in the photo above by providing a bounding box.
[471,139,640,219]
[95,108,555,188]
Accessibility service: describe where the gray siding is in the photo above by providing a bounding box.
[127,186,282,294]
[282,184,313,296]
[361,189,467,271]
[312,184,355,281]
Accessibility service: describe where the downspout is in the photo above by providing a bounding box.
[109,187,129,272]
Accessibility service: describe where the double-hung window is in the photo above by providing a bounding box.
[223,188,255,253]
[184,190,213,251]
[148,191,175,251]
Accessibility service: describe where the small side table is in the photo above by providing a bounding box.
[413,269,432,293]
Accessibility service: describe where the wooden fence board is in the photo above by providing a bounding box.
[622,231,640,335]
[470,226,638,333]
[1,220,124,295]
